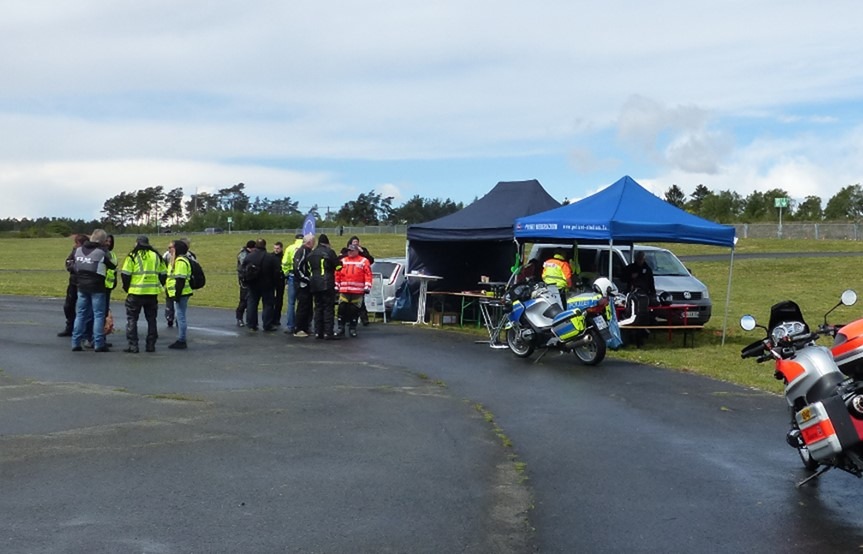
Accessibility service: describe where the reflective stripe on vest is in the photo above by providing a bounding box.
[123,250,164,295]
[542,257,568,289]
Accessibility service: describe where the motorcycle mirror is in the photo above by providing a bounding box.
[824,289,858,324]
[740,314,757,331]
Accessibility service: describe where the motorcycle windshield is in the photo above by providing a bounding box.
[767,300,809,334]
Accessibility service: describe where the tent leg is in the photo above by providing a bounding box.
[721,246,736,346]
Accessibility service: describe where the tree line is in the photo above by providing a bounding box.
[3,180,862,237]
[662,183,863,223]
[0,182,465,236]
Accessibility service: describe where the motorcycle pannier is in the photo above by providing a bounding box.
[797,395,863,462]
[551,309,586,341]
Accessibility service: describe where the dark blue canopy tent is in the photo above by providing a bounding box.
[514,175,737,342]
[406,179,561,292]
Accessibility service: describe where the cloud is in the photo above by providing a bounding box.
[665,131,734,174]
[3,2,863,219]
[375,183,404,203]
[0,159,344,219]
[567,148,621,174]
[646,122,863,206]
[615,95,733,174]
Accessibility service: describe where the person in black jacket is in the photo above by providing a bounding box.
[271,241,286,325]
[625,251,656,297]
[58,233,88,337]
[291,234,315,337]
[71,229,116,352]
[305,234,341,339]
[235,240,256,327]
[241,238,280,331]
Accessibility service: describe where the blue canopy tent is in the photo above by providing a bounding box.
[514,175,735,246]
[513,176,737,342]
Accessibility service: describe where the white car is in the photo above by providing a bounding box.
[365,257,407,316]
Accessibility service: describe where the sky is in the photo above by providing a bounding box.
[2,1,863,221]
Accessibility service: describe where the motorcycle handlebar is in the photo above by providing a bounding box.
[741,340,766,359]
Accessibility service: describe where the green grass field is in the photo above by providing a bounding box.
[4,234,863,394]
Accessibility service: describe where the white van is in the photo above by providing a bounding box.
[527,243,712,325]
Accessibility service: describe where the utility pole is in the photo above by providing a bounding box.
[774,196,788,238]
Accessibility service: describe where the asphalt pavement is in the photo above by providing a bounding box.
[0,296,530,554]
[3,294,863,553]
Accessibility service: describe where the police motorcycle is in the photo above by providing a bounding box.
[739,289,863,485]
[501,277,616,365]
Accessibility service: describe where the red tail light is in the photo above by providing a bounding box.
[585,297,609,315]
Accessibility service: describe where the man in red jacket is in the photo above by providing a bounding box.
[335,244,372,337]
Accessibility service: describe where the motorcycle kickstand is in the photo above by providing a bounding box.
[533,350,549,364]
[796,466,832,488]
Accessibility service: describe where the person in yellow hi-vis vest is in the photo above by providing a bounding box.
[120,235,167,353]
[282,233,304,333]
[165,240,193,349]
[542,248,573,298]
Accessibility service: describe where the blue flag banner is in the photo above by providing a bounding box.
[302,213,316,236]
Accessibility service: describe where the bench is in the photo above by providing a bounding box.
[621,325,705,347]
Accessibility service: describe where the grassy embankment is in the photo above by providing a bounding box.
[3,234,862,394]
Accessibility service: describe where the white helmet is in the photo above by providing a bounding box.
[592,277,617,296]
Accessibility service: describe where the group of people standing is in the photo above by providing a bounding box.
[236,233,375,340]
[61,230,378,351]
[60,231,195,353]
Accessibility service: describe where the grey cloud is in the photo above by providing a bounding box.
[616,95,731,174]
[665,132,734,174]
[568,148,621,174]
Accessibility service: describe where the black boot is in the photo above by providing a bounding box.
[349,321,358,338]
[336,319,346,337]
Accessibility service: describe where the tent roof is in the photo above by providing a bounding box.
[407,179,561,241]
[513,175,736,247]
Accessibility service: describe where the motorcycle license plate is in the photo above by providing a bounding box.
[593,316,607,330]
[799,407,813,422]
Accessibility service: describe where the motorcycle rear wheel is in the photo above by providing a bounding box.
[797,445,820,471]
[574,327,607,366]
[507,326,534,358]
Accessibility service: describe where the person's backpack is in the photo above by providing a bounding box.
[241,261,261,284]
[188,257,206,290]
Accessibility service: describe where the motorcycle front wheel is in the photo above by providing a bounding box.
[506,325,534,358]
[574,327,607,366]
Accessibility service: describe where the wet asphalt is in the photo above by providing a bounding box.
[0,296,528,553]
[3,294,863,553]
